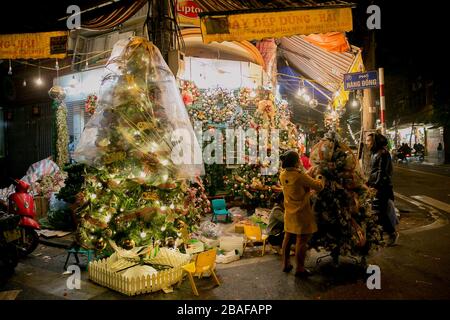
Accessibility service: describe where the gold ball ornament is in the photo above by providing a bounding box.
[48,85,66,102]
[102,228,113,238]
[121,239,135,250]
[95,238,107,251]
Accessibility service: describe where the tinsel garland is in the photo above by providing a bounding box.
[55,103,69,168]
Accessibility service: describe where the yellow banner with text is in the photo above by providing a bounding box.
[200,7,353,43]
[0,31,68,59]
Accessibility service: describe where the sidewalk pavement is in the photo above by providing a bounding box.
[0,197,437,300]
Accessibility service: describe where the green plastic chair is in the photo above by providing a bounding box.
[211,199,230,223]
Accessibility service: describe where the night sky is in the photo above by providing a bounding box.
[361,0,445,79]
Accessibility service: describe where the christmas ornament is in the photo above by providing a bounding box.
[122,239,135,250]
[96,238,107,250]
[48,85,66,102]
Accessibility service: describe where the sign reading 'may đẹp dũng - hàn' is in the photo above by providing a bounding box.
[200,7,353,43]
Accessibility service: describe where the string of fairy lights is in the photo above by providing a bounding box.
[4,49,113,87]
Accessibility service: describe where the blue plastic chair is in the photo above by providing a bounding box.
[211,199,230,223]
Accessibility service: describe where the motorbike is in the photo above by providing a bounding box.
[414,150,425,162]
[0,211,21,277]
[8,180,40,256]
[396,149,410,163]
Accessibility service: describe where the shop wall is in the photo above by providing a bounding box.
[426,127,444,158]
[2,102,53,185]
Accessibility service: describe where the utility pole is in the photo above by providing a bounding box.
[361,28,377,176]
[147,0,179,63]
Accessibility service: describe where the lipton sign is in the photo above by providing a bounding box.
[177,0,202,26]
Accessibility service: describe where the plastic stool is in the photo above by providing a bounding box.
[64,247,95,270]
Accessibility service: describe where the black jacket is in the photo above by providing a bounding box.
[368,148,393,189]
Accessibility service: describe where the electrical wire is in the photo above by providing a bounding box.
[11,49,113,71]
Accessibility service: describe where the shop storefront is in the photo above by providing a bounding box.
[387,123,444,159]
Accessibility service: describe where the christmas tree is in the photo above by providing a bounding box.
[309,130,383,262]
[73,37,203,252]
[224,91,299,208]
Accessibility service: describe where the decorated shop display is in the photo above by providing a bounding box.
[49,86,69,168]
[180,80,201,107]
[185,177,212,216]
[238,87,254,109]
[185,87,239,126]
[309,130,383,263]
[85,94,98,115]
[73,37,203,253]
[225,91,299,208]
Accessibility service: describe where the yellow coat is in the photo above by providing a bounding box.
[280,168,324,235]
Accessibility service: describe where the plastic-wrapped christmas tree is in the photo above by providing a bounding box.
[73,37,203,252]
[309,130,383,263]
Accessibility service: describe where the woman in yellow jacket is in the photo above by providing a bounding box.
[279,150,324,277]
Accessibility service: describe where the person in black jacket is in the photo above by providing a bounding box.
[366,132,399,245]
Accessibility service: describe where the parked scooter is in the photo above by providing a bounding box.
[8,180,40,256]
[0,211,21,277]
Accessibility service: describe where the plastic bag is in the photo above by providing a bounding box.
[199,221,220,239]
[73,37,203,179]
[216,250,240,264]
[219,236,245,256]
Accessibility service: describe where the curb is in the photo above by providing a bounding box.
[394,192,449,234]
[39,237,73,249]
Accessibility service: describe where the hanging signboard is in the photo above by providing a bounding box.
[344,70,379,91]
[332,50,364,108]
[200,7,353,43]
[177,0,202,26]
[0,31,68,59]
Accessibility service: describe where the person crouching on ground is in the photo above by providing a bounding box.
[279,150,324,277]
[267,192,286,254]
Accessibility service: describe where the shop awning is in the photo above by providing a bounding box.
[196,0,356,43]
[279,34,359,94]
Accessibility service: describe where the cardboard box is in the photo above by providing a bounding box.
[235,223,245,234]
[34,196,49,220]
[185,239,205,255]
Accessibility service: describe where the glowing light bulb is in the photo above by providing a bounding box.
[35,77,43,86]
[150,142,158,152]
[303,94,311,102]
[352,100,358,107]
[22,79,27,87]
[297,87,306,97]
[69,75,78,88]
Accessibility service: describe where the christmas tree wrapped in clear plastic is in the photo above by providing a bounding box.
[73,37,203,252]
